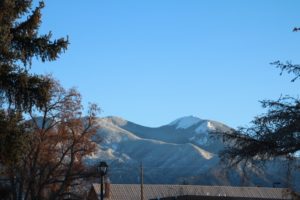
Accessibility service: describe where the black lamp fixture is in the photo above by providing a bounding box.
[98,161,108,200]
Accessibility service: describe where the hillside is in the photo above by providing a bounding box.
[86,116,298,188]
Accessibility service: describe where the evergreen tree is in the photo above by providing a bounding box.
[0,0,68,112]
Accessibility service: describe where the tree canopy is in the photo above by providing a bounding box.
[0,0,68,112]
[20,79,99,200]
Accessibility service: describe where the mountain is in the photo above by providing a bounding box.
[86,116,298,188]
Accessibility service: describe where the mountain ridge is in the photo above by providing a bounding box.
[86,115,297,188]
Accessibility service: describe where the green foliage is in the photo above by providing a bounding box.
[0,69,53,112]
[0,110,27,167]
[0,1,68,67]
[0,0,68,112]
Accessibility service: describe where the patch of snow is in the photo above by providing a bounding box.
[207,121,216,131]
[96,116,128,127]
[169,116,201,129]
[108,116,128,126]
[95,122,140,145]
[195,121,216,133]
[189,121,218,146]
[190,144,214,159]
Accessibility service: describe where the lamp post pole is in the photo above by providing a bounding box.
[98,161,108,200]
[100,174,104,200]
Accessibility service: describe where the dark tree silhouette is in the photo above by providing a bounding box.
[221,94,300,164]
[293,27,300,32]
[220,64,300,197]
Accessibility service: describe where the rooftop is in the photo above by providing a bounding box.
[91,184,292,200]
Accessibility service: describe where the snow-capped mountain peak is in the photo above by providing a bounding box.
[169,115,202,129]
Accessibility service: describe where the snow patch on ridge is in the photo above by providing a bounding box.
[195,121,216,133]
[169,116,201,129]
[188,121,217,145]
[97,116,128,127]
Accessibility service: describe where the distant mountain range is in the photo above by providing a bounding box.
[86,116,298,189]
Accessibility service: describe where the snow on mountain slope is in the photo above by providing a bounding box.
[100,116,128,126]
[95,117,140,143]
[106,116,233,154]
[169,116,202,129]
[85,116,236,184]
[91,117,215,161]
[88,116,233,163]
[195,121,216,133]
[86,116,298,189]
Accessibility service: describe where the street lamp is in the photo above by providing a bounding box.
[98,161,108,200]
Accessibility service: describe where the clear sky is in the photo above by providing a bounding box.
[31,0,300,129]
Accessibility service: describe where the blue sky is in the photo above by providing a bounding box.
[32,0,300,128]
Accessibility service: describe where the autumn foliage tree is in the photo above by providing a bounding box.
[19,79,99,200]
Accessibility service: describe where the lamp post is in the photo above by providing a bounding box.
[98,161,108,200]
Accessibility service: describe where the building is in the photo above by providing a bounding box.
[87,184,293,200]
